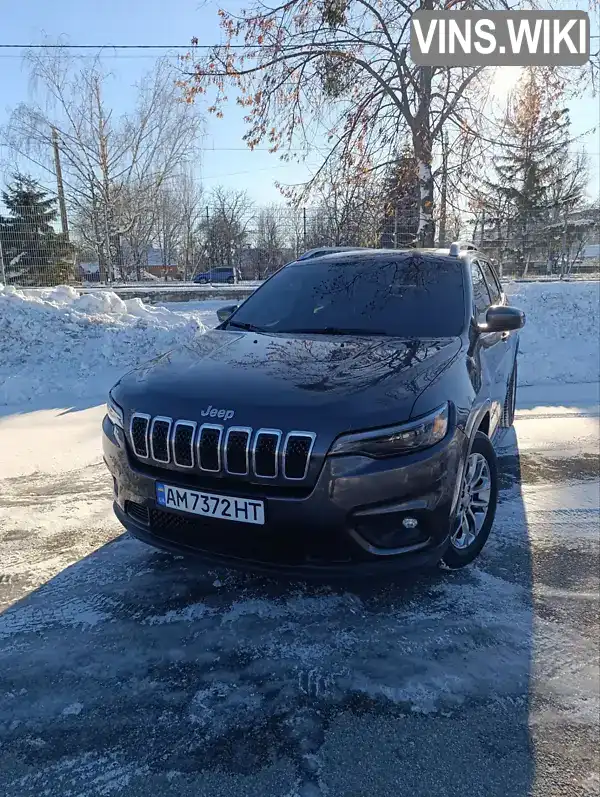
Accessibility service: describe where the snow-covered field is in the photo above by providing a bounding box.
[0,280,598,410]
[505,281,600,386]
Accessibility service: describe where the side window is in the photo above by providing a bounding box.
[470,259,492,318]
[478,259,501,304]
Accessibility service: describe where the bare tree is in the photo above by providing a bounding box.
[176,170,205,280]
[181,0,511,246]
[202,187,254,279]
[544,151,591,275]
[2,47,203,280]
[254,206,285,278]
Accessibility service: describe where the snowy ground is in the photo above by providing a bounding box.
[0,280,598,411]
[0,386,598,795]
[0,279,599,793]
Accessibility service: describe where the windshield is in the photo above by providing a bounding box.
[228,254,465,337]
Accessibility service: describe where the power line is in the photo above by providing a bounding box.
[0,37,594,49]
[0,44,204,49]
[0,43,295,50]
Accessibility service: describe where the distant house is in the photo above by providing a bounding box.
[581,244,600,260]
[78,262,100,282]
[145,246,181,279]
[146,264,180,279]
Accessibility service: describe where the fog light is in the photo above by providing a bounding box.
[402,517,418,529]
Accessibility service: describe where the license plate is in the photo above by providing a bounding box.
[155,482,265,525]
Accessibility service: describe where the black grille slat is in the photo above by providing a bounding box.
[151,419,171,463]
[284,434,314,480]
[126,501,150,525]
[131,415,149,458]
[173,423,195,468]
[225,429,250,475]
[198,426,221,472]
[254,432,280,478]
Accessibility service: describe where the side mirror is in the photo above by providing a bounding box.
[217,304,238,324]
[479,305,525,333]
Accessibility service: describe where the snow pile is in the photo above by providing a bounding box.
[505,281,600,386]
[0,280,598,408]
[0,285,208,407]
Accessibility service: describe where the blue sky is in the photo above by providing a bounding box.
[0,0,319,203]
[1,0,599,206]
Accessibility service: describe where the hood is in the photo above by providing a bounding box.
[113,328,461,432]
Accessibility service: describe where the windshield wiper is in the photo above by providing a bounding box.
[280,327,389,336]
[226,321,266,333]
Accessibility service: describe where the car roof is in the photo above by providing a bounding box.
[291,247,473,263]
[298,246,365,258]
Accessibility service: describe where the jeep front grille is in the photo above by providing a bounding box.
[130,414,150,459]
[150,417,171,463]
[253,430,281,478]
[197,425,222,472]
[129,414,316,481]
[173,420,196,468]
[283,433,315,479]
[224,427,251,476]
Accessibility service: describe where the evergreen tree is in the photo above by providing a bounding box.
[482,69,571,274]
[379,149,420,248]
[0,174,74,286]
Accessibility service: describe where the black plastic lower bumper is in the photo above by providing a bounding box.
[114,501,449,579]
[104,413,466,578]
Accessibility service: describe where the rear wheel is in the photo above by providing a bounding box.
[501,359,517,428]
[227,275,235,284]
[441,431,498,569]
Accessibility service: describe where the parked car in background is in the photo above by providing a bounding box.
[193,267,236,284]
[104,243,525,577]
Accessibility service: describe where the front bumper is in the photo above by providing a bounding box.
[103,415,467,577]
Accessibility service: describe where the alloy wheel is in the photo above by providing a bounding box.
[451,452,492,550]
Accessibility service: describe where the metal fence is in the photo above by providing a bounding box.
[1,203,599,288]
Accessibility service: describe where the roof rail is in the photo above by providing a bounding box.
[449,240,477,256]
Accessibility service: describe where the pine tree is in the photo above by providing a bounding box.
[0,174,74,286]
[483,69,571,274]
[379,149,420,248]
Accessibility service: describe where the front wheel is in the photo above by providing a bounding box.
[441,431,498,569]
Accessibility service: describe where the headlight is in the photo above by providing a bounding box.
[107,392,124,429]
[329,403,449,459]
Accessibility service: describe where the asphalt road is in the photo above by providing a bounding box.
[0,387,598,797]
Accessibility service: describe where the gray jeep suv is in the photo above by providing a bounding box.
[103,246,524,576]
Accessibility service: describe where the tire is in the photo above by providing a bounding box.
[441,431,498,569]
[196,277,209,285]
[226,276,235,284]
[500,359,517,428]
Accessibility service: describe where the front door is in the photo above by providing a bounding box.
[470,259,513,435]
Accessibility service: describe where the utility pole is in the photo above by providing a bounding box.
[438,131,448,247]
[0,235,6,285]
[303,207,307,249]
[51,127,69,237]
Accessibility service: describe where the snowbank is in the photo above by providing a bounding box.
[0,285,209,407]
[0,281,598,409]
[505,281,600,386]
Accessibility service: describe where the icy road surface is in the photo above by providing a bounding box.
[0,384,598,796]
